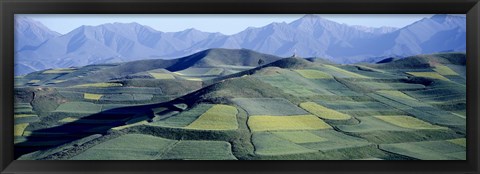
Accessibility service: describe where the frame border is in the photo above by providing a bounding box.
[1,0,479,173]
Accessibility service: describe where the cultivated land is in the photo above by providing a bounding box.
[14,49,466,160]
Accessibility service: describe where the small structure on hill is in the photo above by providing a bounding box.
[291,49,300,58]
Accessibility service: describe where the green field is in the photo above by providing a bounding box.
[55,102,103,113]
[71,134,177,160]
[299,130,372,152]
[161,140,237,160]
[313,100,391,111]
[150,104,212,127]
[72,82,123,88]
[294,69,332,79]
[252,131,317,156]
[252,130,373,158]
[379,140,466,160]
[149,73,176,80]
[254,73,334,96]
[336,116,408,133]
[355,81,425,90]
[407,72,449,81]
[232,98,309,116]
[271,131,327,144]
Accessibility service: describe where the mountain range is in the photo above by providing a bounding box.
[14,14,466,75]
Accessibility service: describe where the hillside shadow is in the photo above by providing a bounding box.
[14,100,188,159]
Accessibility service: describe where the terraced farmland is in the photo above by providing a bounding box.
[299,102,352,120]
[232,98,308,116]
[406,72,449,81]
[294,69,332,79]
[14,50,466,160]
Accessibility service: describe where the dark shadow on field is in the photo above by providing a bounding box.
[14,99,190,159]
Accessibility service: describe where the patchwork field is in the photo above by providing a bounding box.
[248,115,332,132]
[379,139,466,160]
[161,140,237,160]
[232,98,309,116]
[14,51,466,160]
[294,69,333,79]
[185,104,238,130]
[299,102,352,120]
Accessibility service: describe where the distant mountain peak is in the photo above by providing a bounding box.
[430,14,465,23]
[430,14,450,23]
[14,16,61,51]
[178,28,204,34]
[351,25,398,34]
[295,14,327,24]
[302,14,325,19]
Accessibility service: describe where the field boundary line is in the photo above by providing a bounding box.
[153,140,180,160]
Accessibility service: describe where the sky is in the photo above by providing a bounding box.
[20,14,464,35]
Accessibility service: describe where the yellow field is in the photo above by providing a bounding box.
[248,115,332,132]
[272,131,327,143]
[43,68,75,74]
[172,72,184,75]
[377,90,416,100]
[374,116,445,129]
[186,105,238,130]
[182,77,203,81]
[59,117,79,123]
[294,69,332,79]
[434,65,458,76]
[73,82,123,88]
[447,138,466,147]
[406,72,449,81]
[14,114,36,118]
[206,68,224,75]
[149,72,175,80]
[15,123,29,136]
[28,80,40,83]
[52,80,67,83]
[323,64,369,78]
[84,93,103,100]
[299,102,351,120]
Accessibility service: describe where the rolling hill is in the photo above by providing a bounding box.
[17,48,282,86]
[13,50,466,160]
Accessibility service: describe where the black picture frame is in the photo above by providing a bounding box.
[1,0,479,173]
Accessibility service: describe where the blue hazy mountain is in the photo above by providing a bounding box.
[15,14,465,75]
[15,16,62,75]
[15,16,61,52]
